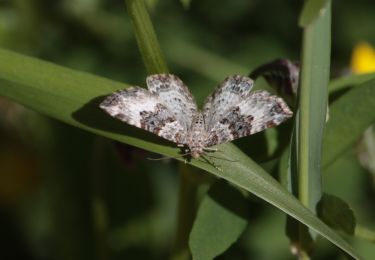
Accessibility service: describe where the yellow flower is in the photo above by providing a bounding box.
[350,42,375,74]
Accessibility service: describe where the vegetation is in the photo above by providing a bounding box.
[0,1,374,259]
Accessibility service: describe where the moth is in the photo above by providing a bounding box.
[100,74,293,159]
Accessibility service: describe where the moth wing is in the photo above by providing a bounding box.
[100,87,187,144]
[147,74,198,131]
[205,90,293,147]
[203,75,254,129]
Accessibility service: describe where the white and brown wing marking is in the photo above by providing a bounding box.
[204,90,293,147]
[100,87,186,144]
[203,75,254,129]
[147,74,198,131]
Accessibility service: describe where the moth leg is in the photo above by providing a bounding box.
[203,147,218,153]
[200,155,223,172]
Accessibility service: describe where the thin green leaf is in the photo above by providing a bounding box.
[323,78,375,167]
[125,0,168,74]
[285,126,315,254]
[299,0,329,27]
[329,72,375,93]
[189,181,248,260]
[0,48,361,259]
[298,0,330,216]
[286,0,331,253]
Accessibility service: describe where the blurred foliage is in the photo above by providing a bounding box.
[0,0,374,259]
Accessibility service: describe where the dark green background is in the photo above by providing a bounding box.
[0,0,374,259]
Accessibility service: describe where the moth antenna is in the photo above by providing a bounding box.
[147,156,173,161]
[147,152,191,161]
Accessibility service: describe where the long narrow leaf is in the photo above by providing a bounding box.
[298,0,331,217]
[299,0,329,27]
[329,72,375,93]
[286,1,332,253]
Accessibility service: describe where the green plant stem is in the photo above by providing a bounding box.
[124,2,202,258]
[49,123,96,260]
[91,138,109,260]
[172,165,204,260]
[125,0,168,74]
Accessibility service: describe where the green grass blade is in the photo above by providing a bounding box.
[298,0,330,216]
[0,48,361,259]
[323,78,375,167]
[299,0,329,27]
[286,0,331,255]
[329,72,375,93]
[125,0,168,74]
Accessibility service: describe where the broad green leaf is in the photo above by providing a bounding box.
[323,78,375,167]
[317,194,356,235]
[299,0,329,27]
[0,48,361,259]
[189,181,248,260]
[329,72,375,93]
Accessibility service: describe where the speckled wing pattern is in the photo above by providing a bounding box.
[203,75,253,129]
[147,74,197,131]
[100,74,293,157]
[204,89,293,146]
[99,87,186,144]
